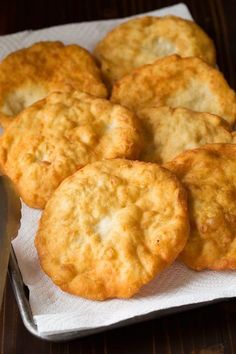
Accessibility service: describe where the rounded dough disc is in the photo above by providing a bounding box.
[0,91,141,208]
[166,144,236,270]
[35,159,189,300]
[94,15,216,84]
[138,106,236,163]
[0,41,107,127]
[111,55,236,126]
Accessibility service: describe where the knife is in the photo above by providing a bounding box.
[0,175,21,308]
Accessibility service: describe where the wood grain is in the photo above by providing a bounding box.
[0,1,236,353]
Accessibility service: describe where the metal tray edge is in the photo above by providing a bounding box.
[8,246,233,343]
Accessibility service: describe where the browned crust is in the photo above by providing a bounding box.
[111,55,236,126]
[165,144,236,270]
[0,41,108,127]
[94,15,216,84]
[0,91,142,209]
[35,159,189,299]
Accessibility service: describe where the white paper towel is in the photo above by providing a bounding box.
[4,3,235,335]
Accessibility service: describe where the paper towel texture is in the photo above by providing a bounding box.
[7,3,236,335]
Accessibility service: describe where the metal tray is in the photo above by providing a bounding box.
[8,247,230,342]
[3,4,235,340]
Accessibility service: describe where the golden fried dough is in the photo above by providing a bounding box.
[138,106,236,163]
[111,55,236,126]
[0,91,141,209]
[95,15,216,84]
[165,144,236,270]
[35,159,189,300]
[0,41,107,127]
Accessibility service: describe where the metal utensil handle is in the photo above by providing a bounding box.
[0,176,21,307]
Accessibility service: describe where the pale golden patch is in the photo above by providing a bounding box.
[138,106,236,163]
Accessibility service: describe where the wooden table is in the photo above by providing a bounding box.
[1,0,236,353]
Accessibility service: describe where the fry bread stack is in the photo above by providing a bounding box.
[0,15,235,300]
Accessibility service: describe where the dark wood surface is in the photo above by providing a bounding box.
[1,0,236,353]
